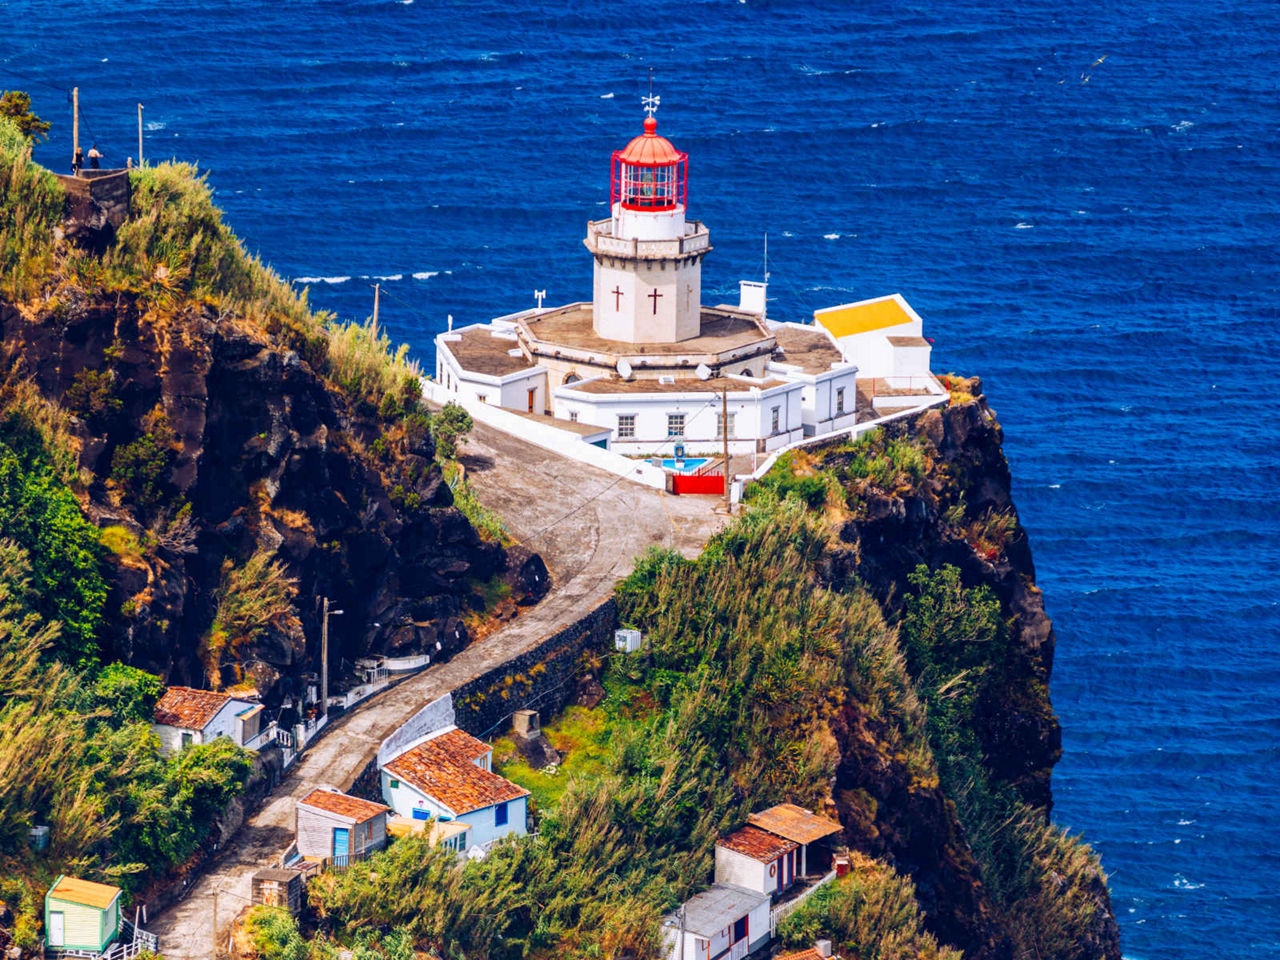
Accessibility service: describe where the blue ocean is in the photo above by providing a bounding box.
[6,2,1278,956]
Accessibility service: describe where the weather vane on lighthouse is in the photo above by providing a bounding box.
[643,67,660,117]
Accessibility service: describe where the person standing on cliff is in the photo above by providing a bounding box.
[87,144,102,169]
[72,146,83,174]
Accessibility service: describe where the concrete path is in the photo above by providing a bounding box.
[150,421,726,959]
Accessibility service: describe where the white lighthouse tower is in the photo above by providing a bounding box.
[585,106,712,343]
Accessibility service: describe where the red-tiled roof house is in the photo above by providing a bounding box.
[380,726,530,847]
[295,788,389,864]
[151,686,263,756]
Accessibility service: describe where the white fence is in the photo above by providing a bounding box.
[422,379,668,490]
[770,869,838,934]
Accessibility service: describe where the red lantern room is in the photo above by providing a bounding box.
[611,116,689,212]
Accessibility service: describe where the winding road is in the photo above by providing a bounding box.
[149,421,726,959]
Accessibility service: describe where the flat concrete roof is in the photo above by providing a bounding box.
[770,324,845,374]
[520,303,775,359]
[512,410,611,438]
[564,375,791,396]
[443,328,538,377]
[888,336,929,347]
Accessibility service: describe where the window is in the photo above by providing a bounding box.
[716,413,735,439]
[617,414,636,438]
[495,801,509,827]
[667,413,685,438]
[733,915,748,943]
[181,732,194,751]
[836,387,845,415]
[389,778,400,790]
[477,393,487,404]
[569,410,579,422]
[771,406,781,434]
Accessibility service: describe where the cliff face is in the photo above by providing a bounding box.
[809,386,1119,960]
[0,291,544,698]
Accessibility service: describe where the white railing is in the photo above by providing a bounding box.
[770,870,838,934]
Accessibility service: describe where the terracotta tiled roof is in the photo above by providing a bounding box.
[717,823,799,863]
[153,686,232,729]
[385,728,528,816]
[776,950,826,960]
[748,803,843,845]
[298,789,388,823]
[48,876,121,910]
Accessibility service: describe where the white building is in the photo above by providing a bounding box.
[380,725,529,848]
[662,884,772,960]
[431,104,945,468]
[714,804,844,900]
[151,686,264,756]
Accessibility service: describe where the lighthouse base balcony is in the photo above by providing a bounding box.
[585,216,711,262]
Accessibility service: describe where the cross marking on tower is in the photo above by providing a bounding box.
[648,289,663,314]
[612,286,624,310]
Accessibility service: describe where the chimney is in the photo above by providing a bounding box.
[739,280,767,319]
[815,940,833,959]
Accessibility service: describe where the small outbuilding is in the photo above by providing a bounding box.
[295,788,389,865]
[661,883,771,960]
[745,803,842,879]
[715,823,801,898]
[251,868,304,915]
[152,686,263,756]
[44,875,122,955]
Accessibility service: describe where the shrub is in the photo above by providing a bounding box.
[91,663,164,725]
[110,433,176,517]
[0,114,63,301]
[65,368,122,427]
[432,401,472,462]
[243,906,308,960]
[202,550,300,687]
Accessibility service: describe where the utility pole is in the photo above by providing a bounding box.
[71,86,79,172]
[211,879,218,960]
[372,283,380,337]
[721,385,731,511]
[320,598,343,718]
[137,103,144,167]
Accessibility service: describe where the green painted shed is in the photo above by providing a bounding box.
[44,875,122,954]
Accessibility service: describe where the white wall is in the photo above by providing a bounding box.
[380,773,526,847]
[435,332,547,413]
[715,847,772,896]
[152,697,254,757]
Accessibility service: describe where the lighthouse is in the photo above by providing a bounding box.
[585,113,711,344]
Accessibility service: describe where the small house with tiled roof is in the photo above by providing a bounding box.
[151,686,264,756]
[295,788,389,864]
[715,823,801,898]
[714,803,844,900]
[380,726,530,847]
[44,875,122,955]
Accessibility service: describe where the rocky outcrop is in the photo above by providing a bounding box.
[0,291,543,702]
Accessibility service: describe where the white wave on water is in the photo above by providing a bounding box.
[372,273,402,281]
[1015,221,1035,229]
[1171,120,1194,133]
[294,276,350,284]
[412,271,438,280]
[600,92,614,99]
[823,233,840,240]
[1172,875,1204,890]
[145,121,166,131]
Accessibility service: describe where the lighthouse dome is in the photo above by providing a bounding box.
[618,116,683,166]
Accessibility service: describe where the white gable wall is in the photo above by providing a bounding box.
[152,697,254,757]
[714,847,773,896]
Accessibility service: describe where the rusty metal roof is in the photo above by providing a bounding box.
[298,788,389,823]
[153,686,232,730]
[717,824,799,863]
[747,804,843,845]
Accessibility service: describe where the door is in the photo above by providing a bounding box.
[527,388,536,413]
[333,827,350,865]
[48,911,64,947]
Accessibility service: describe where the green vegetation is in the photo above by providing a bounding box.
[308,499,934,959]
[442,459,509,544]
[778,853,961,960]
[0,418,106,669]
[0,113,63,301]
[0,92,50,142]
[201,550,301,688]
[493,701,627,809]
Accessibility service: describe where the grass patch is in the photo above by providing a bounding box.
[493,706,613,809]
[98,524,144,564]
